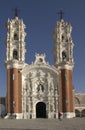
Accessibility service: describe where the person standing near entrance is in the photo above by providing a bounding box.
[58,112,62,120]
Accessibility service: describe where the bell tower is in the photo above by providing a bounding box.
[53,13,75,118]
[5,12,26,119]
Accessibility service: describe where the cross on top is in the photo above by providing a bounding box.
[14,8,19,17]
[58,10,64,20]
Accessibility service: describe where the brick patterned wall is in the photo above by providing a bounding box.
[7,68,22,113]
[59,69,74,113]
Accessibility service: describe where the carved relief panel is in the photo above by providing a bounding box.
[22,67,58,116]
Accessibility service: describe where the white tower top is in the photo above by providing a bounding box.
[53,18,74,70]
[5,15,26,68]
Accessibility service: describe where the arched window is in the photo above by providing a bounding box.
[13,50,18,59]
[14,32,18,40]
[62,51,67,61]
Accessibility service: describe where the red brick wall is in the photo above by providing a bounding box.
[59,69,74,113]
[7,68,22,113]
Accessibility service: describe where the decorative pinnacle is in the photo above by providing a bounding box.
[58,9,64,20]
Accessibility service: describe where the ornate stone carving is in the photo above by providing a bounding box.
[53,19,74,68]
[22,62,59,119]
[6,16,26,65]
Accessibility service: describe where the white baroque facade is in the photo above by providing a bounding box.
[21,54,59,119]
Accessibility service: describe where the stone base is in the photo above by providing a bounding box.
[62,112,75,118]
[4,112,75,119]
[16,113,23,119]
[4,113,23,119]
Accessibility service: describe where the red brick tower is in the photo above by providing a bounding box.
[5,13,26,119]
[53,16,75,118]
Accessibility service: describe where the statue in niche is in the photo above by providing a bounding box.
[37,83,44,92]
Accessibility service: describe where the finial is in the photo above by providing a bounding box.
[58,9,64,20]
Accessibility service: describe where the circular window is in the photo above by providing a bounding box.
[39,58,43,62]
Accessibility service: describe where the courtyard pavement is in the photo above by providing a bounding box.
[0,118,85,130]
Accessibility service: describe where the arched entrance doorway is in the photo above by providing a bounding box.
[36,102,46,118]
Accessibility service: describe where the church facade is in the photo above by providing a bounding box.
[5,14,75,119]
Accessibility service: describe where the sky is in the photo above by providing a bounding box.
[0,0,85,96]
